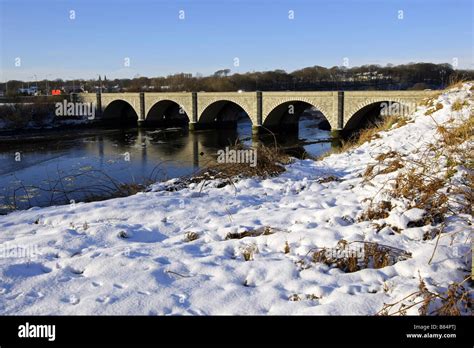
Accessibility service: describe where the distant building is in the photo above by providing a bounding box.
[63,86,85,94]
[18,86,39,96]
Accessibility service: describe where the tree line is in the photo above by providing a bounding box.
[2,63,473,96]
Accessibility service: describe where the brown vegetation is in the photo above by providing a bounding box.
[378,275,472,315]
[225,226,282,240]
[311,240,411,273]
[0,101,56,129]
[320,115,410,159]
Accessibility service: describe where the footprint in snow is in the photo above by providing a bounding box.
[154,257,171,265]
[5,292,23,300]
[89,251,102,258]
[4,263,52,278]
[25,290,44,299]
[96,295,118,304]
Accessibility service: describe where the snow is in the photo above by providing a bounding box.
[0,83,472,315]
[387,208,426,230]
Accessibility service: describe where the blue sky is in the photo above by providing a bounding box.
[0,0,472,81]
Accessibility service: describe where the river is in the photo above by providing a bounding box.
[0,116,334,214]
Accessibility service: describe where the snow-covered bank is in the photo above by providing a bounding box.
[0,84,472,315]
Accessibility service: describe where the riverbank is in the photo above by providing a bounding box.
[0,82,471,315]
[0,126,123,144]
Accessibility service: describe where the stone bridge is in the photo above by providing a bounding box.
[78,90,438,134]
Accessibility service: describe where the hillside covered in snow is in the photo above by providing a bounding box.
[0,83,472,315]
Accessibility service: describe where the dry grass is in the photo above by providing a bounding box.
[436,114,474,149]
[289,293,320,301]
[211,143,291,178]
[320,115,406,159]
[358,201,393,221]
[82,182,149,203]
[225,225,278,240]
[188,143,292,191]
[447,76,469,89]
[375,151,398,161]
[241,244,259,261]
[451,99,468,111]
[419,97,436,107]
[319,140,357,158]
[163,143,292,193]
[365,157,404,179]
[311,240,411,273]
[117,230,130,239]
[316,175,342,183]
[0,101,56,129]
[378,275,472,315]
[184,231,200,242]
[360,112,473,227]
[392,169,447,225]
[451,172,473,215]
[424,102,444,116]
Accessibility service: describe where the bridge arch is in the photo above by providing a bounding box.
[101,99,139,124]
[344,99,412,133]
[198,99,253,128]
[263,99,332,131]
[145,99,190,127]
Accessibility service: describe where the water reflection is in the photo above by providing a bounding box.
[0,116,335,213]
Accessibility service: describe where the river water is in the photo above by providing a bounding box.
[0,116,334,214]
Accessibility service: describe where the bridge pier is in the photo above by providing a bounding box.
[337,91,344,129]
[188,122,214,131]
[96,92,102,118]
[252,91,263,135]
[252,125,261,135]
[330,129,343,148]
[330,129,342,138]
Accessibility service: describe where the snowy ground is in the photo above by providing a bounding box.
[0,84,472,315]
